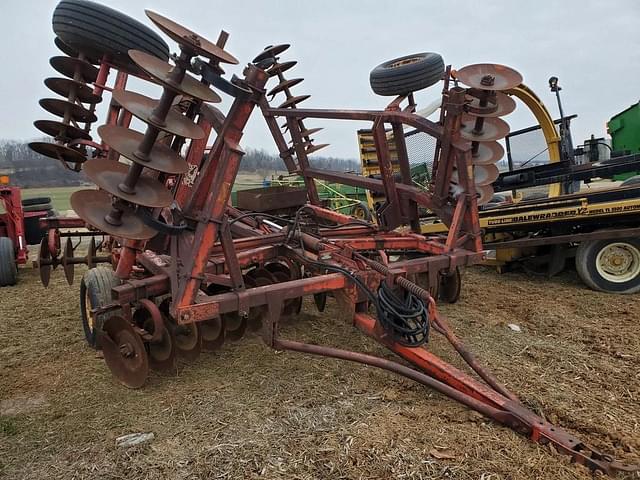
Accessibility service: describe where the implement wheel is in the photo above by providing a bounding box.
[576,237,640,293]
[369,52,444,96]
[0,237,17,287]
[80,266,121,348]
[351,201,372,221]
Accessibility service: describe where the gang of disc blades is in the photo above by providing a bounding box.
[278,94,310,109]
[145,10,239,64]
[111,89,205,140]
[50,56,99,82]
[267,61,297,76]
[101,315,149,388]
[128,50,221,103]
[39,98,97,123]
[83,159,173,208]
[253,44,290,63]
[70,189,158,240]
[459,114,510,142]
[470,141,505,165]
[28,142,87,164]
[268,78,304,97]
[466,91,516,117]
[44,77,102,104]
[34,119,91,141]
[455,63,523,91]
[98,125,188,174]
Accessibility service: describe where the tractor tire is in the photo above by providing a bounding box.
[0,237,17,287]
[22,197,52,206]
[621,175,640,187]
[576,236,640,294]
[23,203,52,213]
[52,0,170,73]
[370,52,444,96]
[351,201,373,221]
[80,266,121,349]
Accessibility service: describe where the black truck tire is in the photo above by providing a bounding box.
[22,197,52,206]
[52,0,169,72]
[576,237,640,293]
[0,237,17,287]
[370,52,444,96]
[23,203,53,213]
[80,266,121,349]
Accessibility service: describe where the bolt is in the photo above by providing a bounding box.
[480,74,495,87]
[119,342,134,357]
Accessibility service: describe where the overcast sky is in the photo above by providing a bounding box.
[1,0,638,160]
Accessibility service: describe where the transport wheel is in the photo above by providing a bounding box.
[621,175,640,187]
[369,52,444,96]
[22,197,52,206]
[0,237,17,287]
[576,237,640,293]
[351,201,372,221]
[52,0,170,73]
[80,266,121,349]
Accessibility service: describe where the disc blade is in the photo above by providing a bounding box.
[44,77,102,104]
[455,63,523,91]
[267,61,297,76]
[83,159,173,208]
[62,237,75,285]
[147,323,177,372]
[37,237,52,287]
[200,317,225,351]
[128,50,221,103]
[39,98,97,123]
[145,10,239,64]
[33,119,91,142]
[268,78,304,97]
[174,323,202,362]
[50,56,99,82]
[459,114,510,142]
[466,91,516,117]
[278,95,310,109]
[86,237,96,269]
[471,141,504,165]
[71,189,158,240]
[28,142,87,164]
[101,315,149,389]
[473,164,500,186]
[306,143,330,155]
[477,185,494,206]
[112,89,205,140]
[222,313,247,341]
[314,292,327,312]
[54,37,78,57]
[253,44,290,63]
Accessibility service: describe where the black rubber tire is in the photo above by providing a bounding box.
[576,237,640,294]
[0,237,17,287]
[621,175,640,187]
[23,203,52,213]
[22,197,52,206]
[24,217,47,245]
[351,201,373,221]
[80,266,121,349]
[52,0,170,73]
[370,52,444,96]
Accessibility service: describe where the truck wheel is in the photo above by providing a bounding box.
[370,52,444,96]
[351,201,372,221]
[0,237,17,287]
[576,237,640,293]
[22,197,52,206]
[80,266,121,349]
[52,0,170,73]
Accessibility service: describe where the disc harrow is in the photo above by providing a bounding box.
[29,4,639,475]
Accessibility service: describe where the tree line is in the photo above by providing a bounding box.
[0,140,360,188]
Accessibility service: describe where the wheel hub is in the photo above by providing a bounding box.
[596,242,640,283]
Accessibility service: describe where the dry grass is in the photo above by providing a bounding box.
[0,261,639,479]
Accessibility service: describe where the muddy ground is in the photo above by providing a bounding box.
[1,262,638,479]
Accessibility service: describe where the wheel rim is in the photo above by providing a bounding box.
[595,242,640,283]
[84,288,95,335]
[389,56,422,68]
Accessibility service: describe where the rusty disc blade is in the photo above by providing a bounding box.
[147,320,176,372]
[466,91,516,117]
[222,312,247,341]
[289,127,323,144]
[314,292,327,312]
[268,78,304,97]
[245,268,277,331]
[112,89,205,140]
[473,164,500,186]
[128,50,221,103]
[71,189,158,240]
[267,61,297,76]
[44,77,102,104]
[200,317,224,351]
[306,143,330,155]
[456,63,523,91]
[34,119,91,142]
[101,315,149,388]
[61,237,75,285]
[28,142,87,164]
[471,141,504,165]
[278,95,310,109]
[253,44,290,63]
[174,323,202,362]
[477,185,495,206]
[50,56,99,82]
[459,114,510,142]
[54,37,78,57]
[86,237,96,269]
[98,125,188,174]
[264,263,299,316]
[39,98,97,123]
[145,10,238,64]
[37,237,52,287]
[83,160,173,208]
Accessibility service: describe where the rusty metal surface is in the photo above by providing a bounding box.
[44,77,102,104]
[27,142,87,164]
[49,55,99,82]
[236,185,308,212]
[455,63,523,90]
[33,119,91,141]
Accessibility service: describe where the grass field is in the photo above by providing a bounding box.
[20,186,85,212]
